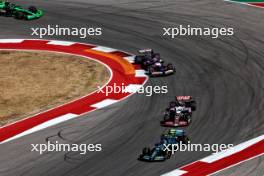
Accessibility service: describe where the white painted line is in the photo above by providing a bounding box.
[92,46,117,53]
[124,84,143,93]
[135,70,147,77]
[0,113,78,144]
[162,134,264,176]
[201,134,264,163]
[124,55,135,63]
[0,39,149,144]
[223,0,264,9]
[91,99,118,109]
[0,39,24,43]
[208,153,264,176]
[47,41,76,46]
[161,169,187,176]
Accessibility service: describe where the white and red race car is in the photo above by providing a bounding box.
[160,96,196,127]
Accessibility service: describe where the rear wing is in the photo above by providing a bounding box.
[176,96,192,101]
[138,49,153,54]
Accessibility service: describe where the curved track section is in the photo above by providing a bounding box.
[0,0,264,176]
[0,39,147,143]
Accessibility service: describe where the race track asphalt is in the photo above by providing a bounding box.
[0,0,264,175]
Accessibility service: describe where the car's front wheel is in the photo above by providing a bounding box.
[165,150,172,159]
[142,147,150,155]
[15,11,25,19]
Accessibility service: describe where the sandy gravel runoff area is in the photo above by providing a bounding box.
[0,50,110,127]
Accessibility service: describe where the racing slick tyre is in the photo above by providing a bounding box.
[141,62,150,71]
[28,6,37,13]
[4,9,13,17]
[188,118,192,125]
[142,147,150,155]
[165,150,172,159]
[183,136,190,144]
[167,63,176,73]
[148,67,155,77]
[179,114,188,122]
[190,101,197,111]
[163,113,170,121]
[15,11,25,20]
[134,56,143,64]
[167,63,173,69]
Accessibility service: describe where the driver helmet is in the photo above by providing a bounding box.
[154,62,162,67]
[169,129,176,135]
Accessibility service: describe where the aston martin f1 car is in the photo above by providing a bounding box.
[138,129,189,162]
[138,143,171,162]
[134,49,175,76]
[160,96,196,127]
[0,1,43,20]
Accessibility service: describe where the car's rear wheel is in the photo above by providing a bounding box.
[135,56,143,64]
[183,136,190,144]
[190,101,197,111]
[187,117,192,125]
[142,147,150,155]
[148,67,155,76]
[179,114,188,122]
[15,11,25,19]
[165,150,172,159]
[167,63,173,70]
[164,113,170,121]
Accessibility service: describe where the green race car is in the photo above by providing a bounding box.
[0,1,43,20]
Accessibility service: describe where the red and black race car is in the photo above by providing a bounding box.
[160,96,196,127]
